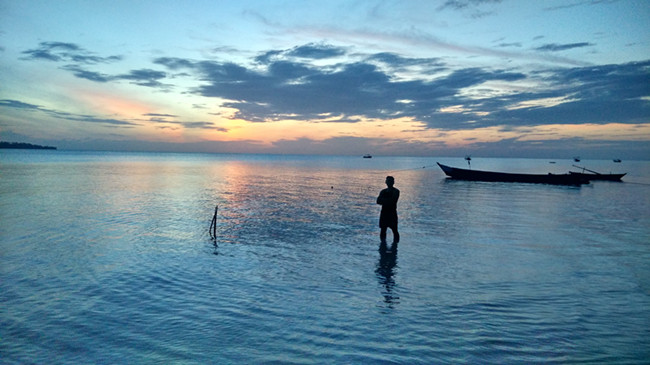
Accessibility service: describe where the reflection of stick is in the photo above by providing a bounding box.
[209,205,218,239]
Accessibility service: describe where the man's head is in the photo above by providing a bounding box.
[385,176,395,187]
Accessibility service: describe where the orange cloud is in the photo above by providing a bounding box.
[198,116,425,145]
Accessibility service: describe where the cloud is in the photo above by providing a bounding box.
[143,113,227,131]
[181,121,228,131]
[197,61,395,121]
[22,42,167,88]
[254,43,347,65]
[58,65,168,87]
[0,99,42,110]
[0,99,138,126]
[21,41,122,64]
[115,69,168,87]
[276,22,590,67]
[366,52,447,75]
[285,43,346,59]
[462,60,650,128]
[535,42,594,52]
[15,40,649,141]
[496,42,522,48]
[61,65,112,82]
[154,57,195,70]
[154,50,526,125]
[543,0,619,12]
[61,115,138,126]
[143,113,178,118]
[437,0,502,18]
[154,46,649,133]
[438,0,502,11]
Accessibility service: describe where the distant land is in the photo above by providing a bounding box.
[0,141,57,150]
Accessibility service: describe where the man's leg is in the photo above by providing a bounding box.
[380,226,387,242]
[391,224,400,243]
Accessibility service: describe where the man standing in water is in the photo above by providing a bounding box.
[377,176,400,243]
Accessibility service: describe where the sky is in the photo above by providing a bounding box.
[1,0,649,158]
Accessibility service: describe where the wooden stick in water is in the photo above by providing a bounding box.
[209,204,218,239]
[213,205,218,239]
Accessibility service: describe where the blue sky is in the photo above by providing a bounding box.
[1,0,649,158]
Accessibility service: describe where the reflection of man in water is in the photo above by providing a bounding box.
[377,176,400,243]
[376,240,398,306]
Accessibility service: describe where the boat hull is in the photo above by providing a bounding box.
[569,172,626,181]
[437,163,588,185]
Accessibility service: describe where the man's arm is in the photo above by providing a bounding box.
[377,189,385,205]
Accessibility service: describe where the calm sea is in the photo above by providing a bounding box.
[1,150,649,364]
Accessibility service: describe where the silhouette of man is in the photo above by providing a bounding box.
[377,176,400,243]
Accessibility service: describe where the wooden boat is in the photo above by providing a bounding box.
[437,162,589,185]
[570,165,626,181]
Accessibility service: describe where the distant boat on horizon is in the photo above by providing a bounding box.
[613,158,622,163]
[574,156,581,162]
[363,154,372,158]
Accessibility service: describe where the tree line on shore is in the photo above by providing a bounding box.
[0,141,57,150]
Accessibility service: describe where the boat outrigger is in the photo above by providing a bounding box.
[570,165,626,181]
[437,162,589,185]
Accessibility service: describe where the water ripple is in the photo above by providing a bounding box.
[2,154,649,363]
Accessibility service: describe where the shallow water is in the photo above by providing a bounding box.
[1,150,649,363]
